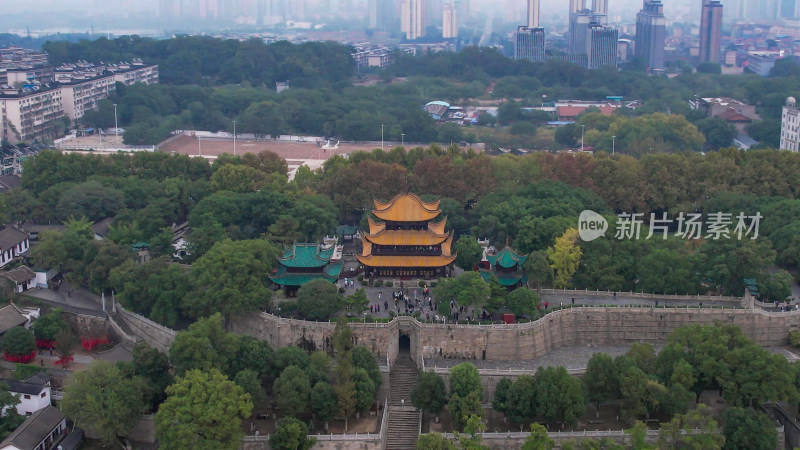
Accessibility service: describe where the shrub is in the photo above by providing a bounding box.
[357,275,364,282]
[374,280,383,287]
[419,281,425,287]
[431,281,438,287]
[790,330,800,348]
[385,281,393,287]
[338,287,345,294]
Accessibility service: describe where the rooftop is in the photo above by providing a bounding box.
[0,405,65,450]
[0,225,28,250]
[0,305,27,334]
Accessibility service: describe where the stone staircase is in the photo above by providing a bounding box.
[385,354,420,449]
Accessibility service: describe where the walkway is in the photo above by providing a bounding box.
[386,353,420,449]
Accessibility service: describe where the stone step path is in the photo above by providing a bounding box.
[386,407,420,450]
[386,354,420,449]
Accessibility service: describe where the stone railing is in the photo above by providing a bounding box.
[540,288,742,303]
[242,397,388,444]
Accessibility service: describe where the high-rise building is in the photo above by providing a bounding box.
[587,23,618,69]
[515,26,546,62]
[569,0,610,55]
[570,11,593,55]
[401,0,427,40]
[527,0,540,28]
[634,0,666,71]
[781,96,800,152]
[699,0,723,64]
[455,0,469,22]
[369,0,393,29]
[443,3,458,38]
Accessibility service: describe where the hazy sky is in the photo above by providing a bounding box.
[0,0,697,16]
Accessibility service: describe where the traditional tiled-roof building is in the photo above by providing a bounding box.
[357,193,456,278]
[479,246,528,289]
[269,243,343,294]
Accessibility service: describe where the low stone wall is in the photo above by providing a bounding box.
[112,305,176,353]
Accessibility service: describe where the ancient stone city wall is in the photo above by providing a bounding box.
[228,307,800,364]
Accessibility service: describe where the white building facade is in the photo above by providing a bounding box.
[781,96,800,152]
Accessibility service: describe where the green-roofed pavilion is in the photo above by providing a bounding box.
[269,243,343,294]
[479,246,528,289]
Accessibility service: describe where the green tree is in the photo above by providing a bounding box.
[296,279,342,320]
[311,381,338,430]
[352,345,382,389]
[433,272,491,312]
[535,366,584,427]
[722,407,777,450]
[523,251,554,288]
[412,371,448,420]
[270,417,316,450]
[276,346,311,373]
[450,362,483,398]
[353,367,376,414]
[274,365,312,418]
[53,327,79,369]
[506,288,540,317]
[332,316,354,354]
[342,288,369,313]
[506,374,537,425]
[626,421,653,450]
[168,313,240,375]
[522,423,554,450]
[62,361,147,446]
[156,368,253,450]
[308,351,332,386]
[0,382,24,440]
[493,377,513,415]
[627,342,657,375]
[454,235,483,270]
[583,353,616,418]
[448,392,484,431]
[455,414,490,450]
[185,239,279,318]
[132,342,173,410]
[720,344,798,407]
[31,308,66,343]
[695,117,736,149]
[234,369,266,407]
[547,228,582,288]
[230,335,275,383]
[657,404,723,450]
[1,327,35,357]
[417,433,457,449]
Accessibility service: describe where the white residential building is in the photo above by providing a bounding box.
[780,96,800,152]
[0,84,63,144]
[443,3,458,39]
[4,373,52,416]
[0,225,30,268]
[402,0,427,40]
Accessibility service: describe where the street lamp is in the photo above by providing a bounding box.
[232,120,236,155]
[381,124,384,151]
[401,133,405,148]
[580,124,585,152]
[612,135,616,155]
[113,104,118,142]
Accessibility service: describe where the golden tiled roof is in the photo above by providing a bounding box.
[367,217,386,234]
[364,230,450,246]
[373,193,441,222]
[357,254,456,268]
[428,217,447,235]
[441,234,454,256]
